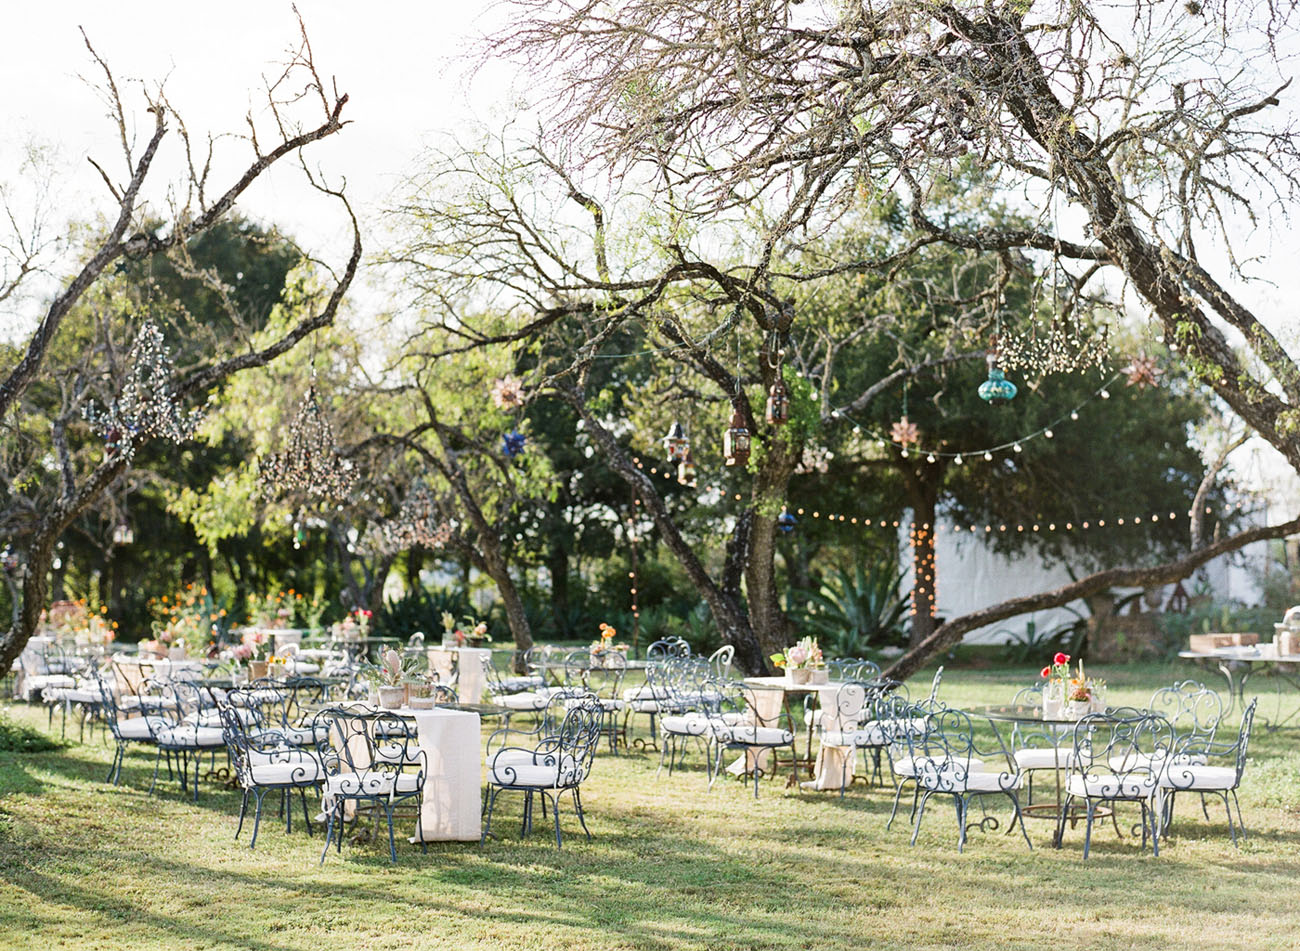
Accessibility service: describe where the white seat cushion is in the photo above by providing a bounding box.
[934,769,1021,793]
[716,725,794,746]
[1014,748,1077,770]
[1159,764,1238,791]
[488,757,583,788]
[1067,773,1158,799]
[248,756,325,786]
[250,724,327,746]
[185,708,259,729]
[499,691,552,711]
[1108,751,1206,772]
[622,685,670,703]
[499,676,545,693]
[156,725,226,748]
[115,717,164,740]
[325,772,422,796]
[822,724,888,748]
[661,713,711,736]
[893,755,987,777]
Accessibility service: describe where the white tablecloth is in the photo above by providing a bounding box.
[412,708,481,842]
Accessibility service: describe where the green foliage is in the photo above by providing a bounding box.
[372,586,474,639]
[788,557,911,655]
[993,614,1085,664]
[0,713,62,753]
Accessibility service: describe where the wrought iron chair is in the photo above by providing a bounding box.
[882,695,963,830]
[482,694,603,847]
[645,636,691,664]
[570,649,627,753]
[826,657,882,684]
[486,648,545,695]
[1058,710,1174,858]
[92,667,162,785]
[811,679,897,795]
[657,675,734,779]
[218,689,326,848]
[1007,681,1077,805]
[141,678,229,801]
[1159,698,1257,846]
[16,641,76,705]
[906,707,1031,852]
[708,681,796,798]
[706,645,735,680]
[1148,680,1224,764]
[620,655,702,749]
[318,708,427,863]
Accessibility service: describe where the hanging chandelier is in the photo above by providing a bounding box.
[370,479,453,554]
[84,321,203,459]
[997,318,1109,376]
[259,386,357,502]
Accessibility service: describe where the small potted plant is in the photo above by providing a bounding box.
[366,649,414,709]
[267,654,289,680]
[1065,659,1092,719]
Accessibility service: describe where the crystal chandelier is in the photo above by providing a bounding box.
[370,479,454,554]
[259,386,357,502]
[997,318,1110,376]
[84,322,203,458]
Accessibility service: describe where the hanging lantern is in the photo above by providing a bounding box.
[1122,352,1162,389]
[722,408,751,467]
[777,507,796,534]
[765,380,790,426]
[502,430,527,458]
[111,521,134,546]
[978,351,1018,405]
[662,420,689,462]
[676,448,697,486]
[0,546,19,574]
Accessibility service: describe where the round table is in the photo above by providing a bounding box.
[971,704,1110,848]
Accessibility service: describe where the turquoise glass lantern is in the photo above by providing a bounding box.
[978,360,1017,406]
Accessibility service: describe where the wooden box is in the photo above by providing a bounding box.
[1188,632,1259,653]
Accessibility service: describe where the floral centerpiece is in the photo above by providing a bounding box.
[234,631,268,679]
[771,636,825,685]
[441,612,491,647]
[330,608,372,642]
[1039,652,1105,719]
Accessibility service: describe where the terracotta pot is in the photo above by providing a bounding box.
[790,667,812,685]
[167,646,187,662]
[248,660,269,680]
[1066,700,1091,720]
[808,668,828,685]
[377,685,406,710]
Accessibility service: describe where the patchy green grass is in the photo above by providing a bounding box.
[1,661,1298,950]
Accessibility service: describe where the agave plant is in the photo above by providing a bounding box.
[789,558,911,656]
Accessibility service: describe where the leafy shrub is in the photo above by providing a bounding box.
[372,586,473,639]
[788,558,910,656]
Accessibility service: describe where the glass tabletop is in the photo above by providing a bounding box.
[971,704,1097,727]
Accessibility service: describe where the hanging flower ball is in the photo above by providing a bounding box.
[502,430,527,458]
[490,375,526,409]
[1122,353,1162,389]
[890,415,920,447]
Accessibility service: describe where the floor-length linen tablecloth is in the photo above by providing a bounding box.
[412,707,481,842]
[424,647,491,704]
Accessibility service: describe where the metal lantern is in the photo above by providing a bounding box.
[676,448,698,486]
[111,521,134,546]
[723,408,751,467]
[777,507,796,534]
[662,420,689,462]
[765,380,790,426]
[978,352,1018,406]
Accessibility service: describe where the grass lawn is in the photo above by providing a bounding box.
[1,660,1299,951]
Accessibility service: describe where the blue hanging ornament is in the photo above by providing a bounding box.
[777,506,796,534]
[978,350,1017,405]
[502,430,527,458]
